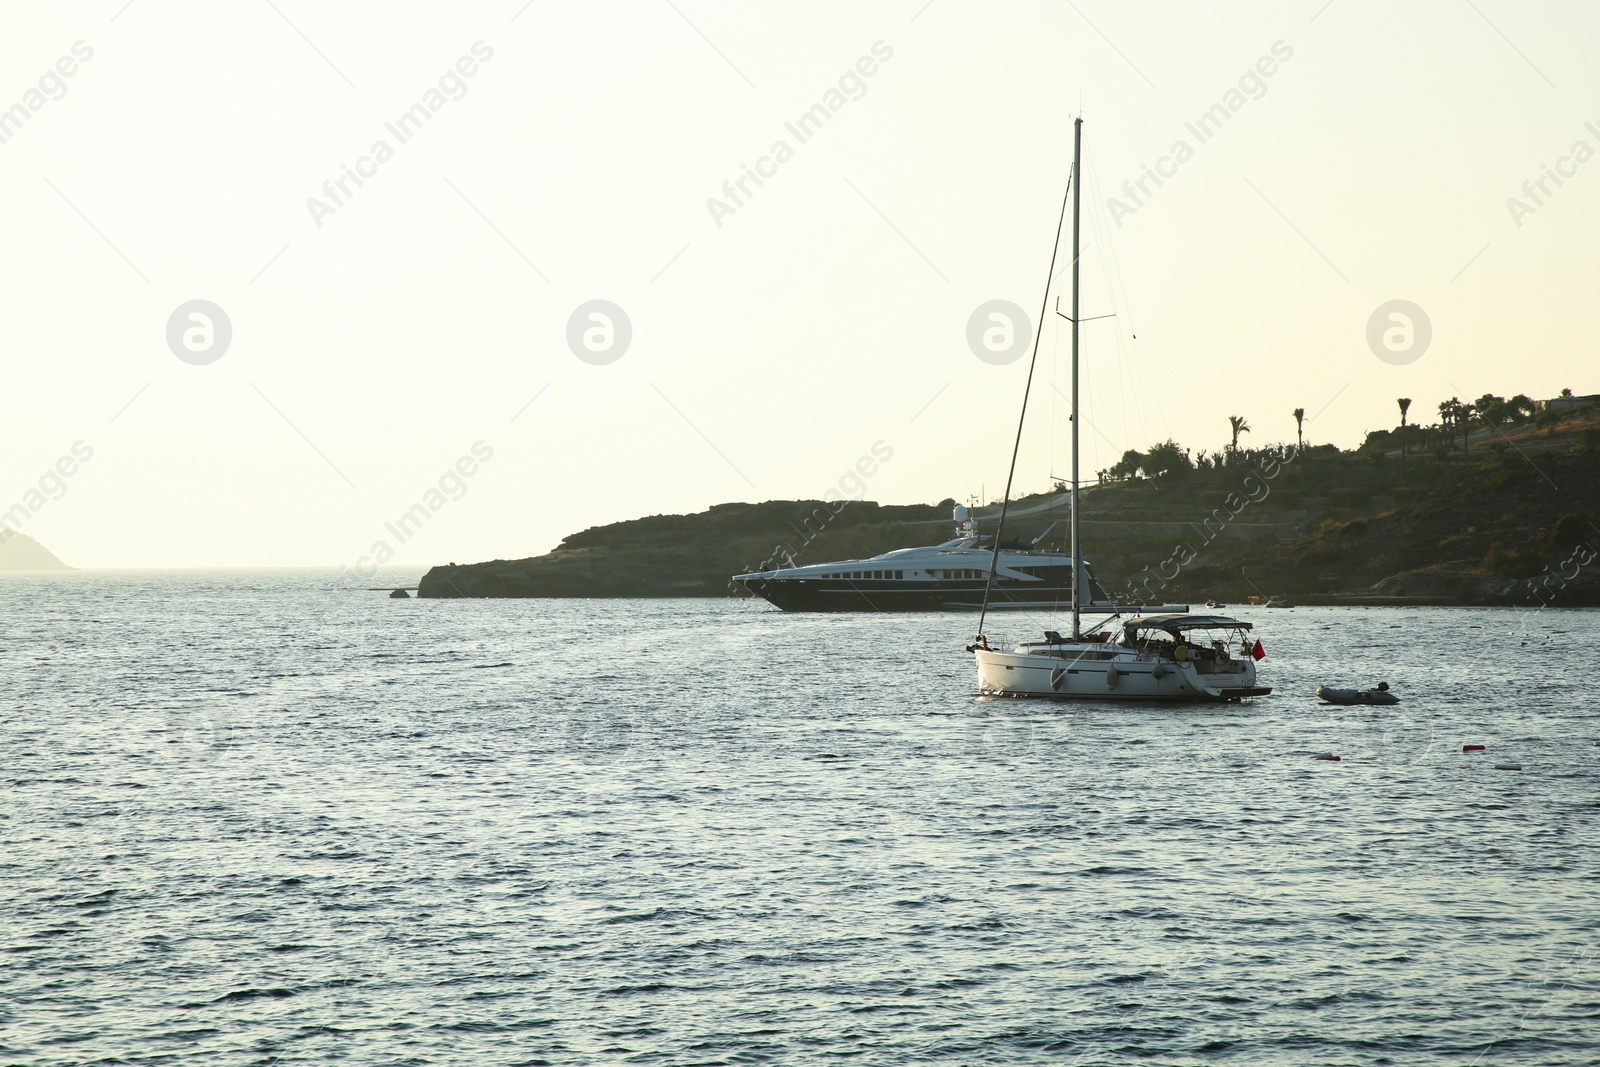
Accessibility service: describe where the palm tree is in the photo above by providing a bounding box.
[1292,407,1305,454]
[1397,398,1411,482]
[1228,415,1251,453]
[1459,403,1475,455]
[1438,398,1460,451]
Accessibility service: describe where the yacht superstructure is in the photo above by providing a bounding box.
[733,507,1120,612]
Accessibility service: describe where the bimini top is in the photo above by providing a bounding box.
[1124,614,1252,632]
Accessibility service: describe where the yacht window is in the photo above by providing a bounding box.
[895,570,903,579]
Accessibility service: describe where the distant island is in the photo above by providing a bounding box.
[419,391,1600,607]
[0,531,69,571]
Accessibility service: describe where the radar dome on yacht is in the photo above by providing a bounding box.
[953,505,969,522]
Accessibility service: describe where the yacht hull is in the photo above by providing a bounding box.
[974,647,1269,702]
[735,577,1076,612]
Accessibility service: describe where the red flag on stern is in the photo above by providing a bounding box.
[1251,639,1265,661]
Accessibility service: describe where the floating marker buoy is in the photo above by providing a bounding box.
[1314,753,1341,761]
[1494,763,1522,771]
[1463,744,1486,752]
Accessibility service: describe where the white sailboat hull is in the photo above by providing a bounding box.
[975,646,1268,702]
[963,120,1273,705]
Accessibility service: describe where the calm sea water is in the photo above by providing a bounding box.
[2,571,1597,1065]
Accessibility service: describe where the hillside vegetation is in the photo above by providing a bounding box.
[419,398,1600,607]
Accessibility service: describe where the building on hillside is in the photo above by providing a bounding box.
[1535,393,1600,414]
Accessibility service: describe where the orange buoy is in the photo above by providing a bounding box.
[1463,744,1486,752]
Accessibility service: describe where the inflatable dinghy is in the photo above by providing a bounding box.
[1317,684,1400,705]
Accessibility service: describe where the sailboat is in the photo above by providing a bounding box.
[970,118,1271,702]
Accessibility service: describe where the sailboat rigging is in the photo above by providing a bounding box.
[970,117,1271,702]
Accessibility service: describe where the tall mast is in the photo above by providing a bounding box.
[974,124,1076,643]
[1070,116,1083,641]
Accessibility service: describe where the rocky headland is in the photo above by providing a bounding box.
[420,406,1600,608]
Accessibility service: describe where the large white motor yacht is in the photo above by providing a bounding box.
[732,507,1180,613]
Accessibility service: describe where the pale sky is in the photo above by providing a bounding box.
[2,0,1596,568]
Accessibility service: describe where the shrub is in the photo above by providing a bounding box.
[1485,541,1541,579]
[1547,513,1593,553]
[1482,470,1517,492]
[1143,439,1194,479]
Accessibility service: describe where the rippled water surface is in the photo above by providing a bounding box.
[3,571,1598,1065]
